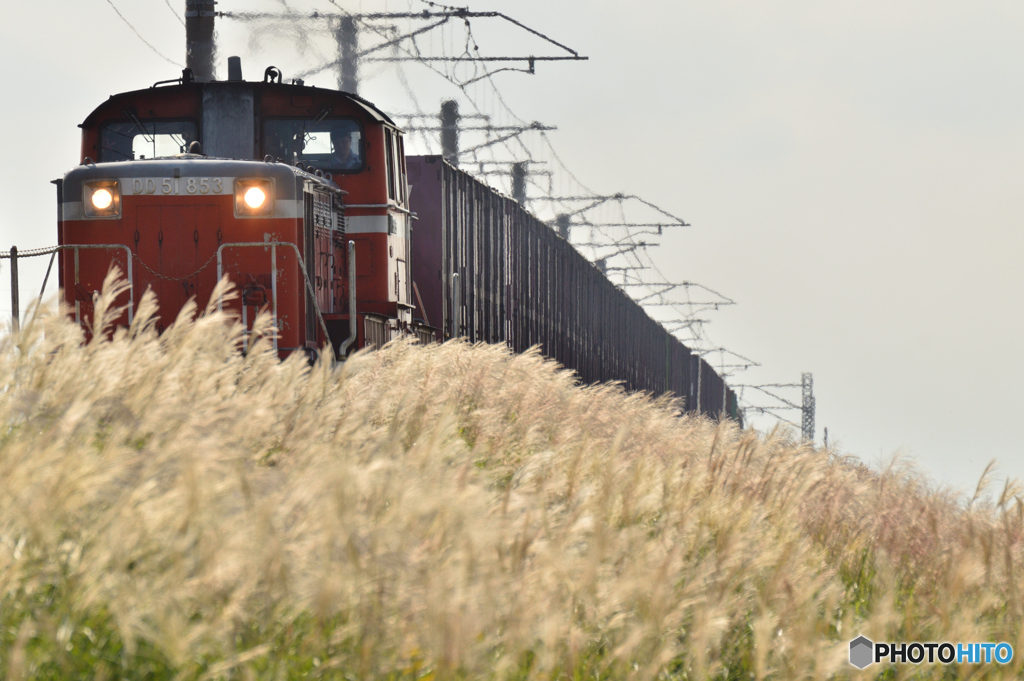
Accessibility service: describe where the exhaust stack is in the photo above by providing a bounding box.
[227,56,242,81]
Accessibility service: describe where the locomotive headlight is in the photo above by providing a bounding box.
[92,188,113,210]
[244,186,266,209]
[82,180,121,218]
[234,179,274,217]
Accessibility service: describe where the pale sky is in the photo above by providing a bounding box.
[2,0,1021,494]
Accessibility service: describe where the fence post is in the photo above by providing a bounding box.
[10,246,19,333]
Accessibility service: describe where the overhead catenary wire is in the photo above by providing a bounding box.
[314,0,514,162]
[316,0,442,152]
[162,0,186,27]
[223,9,586,58]
[227,1,788,421]
[734,385,802,411]
[227,3,559,166]
[104,0,184,66]
[521,139,715,336]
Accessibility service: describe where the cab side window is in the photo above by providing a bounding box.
[396,135,408,203]
[264,118,364,173]
[385,128,397,201]
[384,129,407,203]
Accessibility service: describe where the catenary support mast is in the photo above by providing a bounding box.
[336,16,359,93]
[801,372,815,443]
[441,100,460,167]
[186,0,217,81]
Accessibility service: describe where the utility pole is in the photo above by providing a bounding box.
[801,372,815,443]
[511,162,527,204]
[185,0,216,81]
[336,15,359,93]
[441,100,460,167]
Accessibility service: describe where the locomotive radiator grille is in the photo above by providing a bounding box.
[332,193,346,239]
[312,190,333,230]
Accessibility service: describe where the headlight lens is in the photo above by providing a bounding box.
[82,180,121,218]
[235,179,274,217]
[244,186,267,209]
[92,188,113,210]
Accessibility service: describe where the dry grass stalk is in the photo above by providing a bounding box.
[0,276,1021,680]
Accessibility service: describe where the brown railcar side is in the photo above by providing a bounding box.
[407,155,740,422]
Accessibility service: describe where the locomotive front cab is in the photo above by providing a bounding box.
[59,158,340,355]
[58,65,414,358]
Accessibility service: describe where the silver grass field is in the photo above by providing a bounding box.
[0,274,1021,680]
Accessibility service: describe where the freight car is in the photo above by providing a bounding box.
[406,156,740,421]
[53,62,738,419]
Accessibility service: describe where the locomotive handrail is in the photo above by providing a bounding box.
[151,68,194,89]
[0,244,134,329]
[216,242,336,361]
[338,241,357,358]
[344,203,416,217]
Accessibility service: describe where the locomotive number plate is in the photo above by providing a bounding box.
[128,177,232,196]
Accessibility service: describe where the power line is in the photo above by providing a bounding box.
[418,0,467,12]
[162,0,186,27]
[311,0,512,153]
[225,7,587,101]
[353,17,687,288]
[734,376,816,442]
[104,0,183,66]
[224,9,586,58]
[227,3,762,408]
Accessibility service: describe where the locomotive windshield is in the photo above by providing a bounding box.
[99,120,197,162]
[263,118,364,173]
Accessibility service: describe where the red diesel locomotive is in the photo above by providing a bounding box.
[56,61,740,419]
[58,63,415,359]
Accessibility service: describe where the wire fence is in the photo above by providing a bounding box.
[0,246,61,332]
[0,244,139,332]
